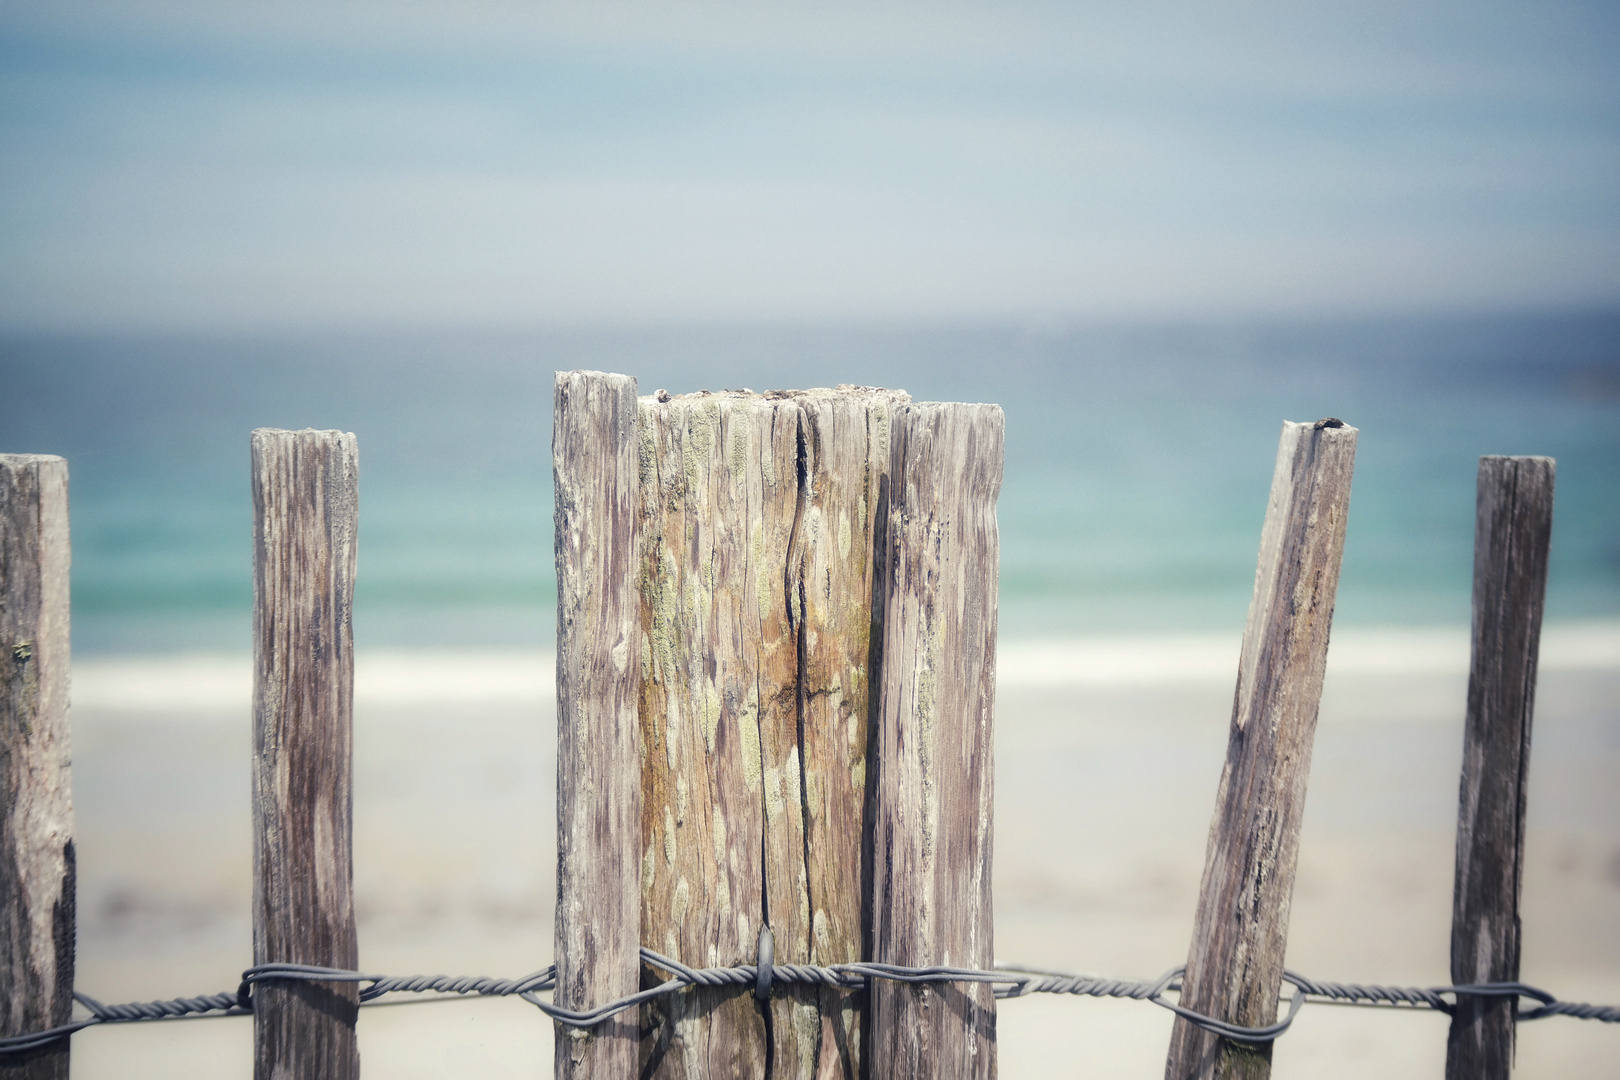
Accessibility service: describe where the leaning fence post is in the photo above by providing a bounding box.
[0,455,75,1080]
[870,402,1004,1079]
[250,429,360,1080]
[1165,419,1357,1080]
[552,372,642,1078]
[1446,455,1555,1080]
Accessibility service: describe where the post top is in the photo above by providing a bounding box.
[1478,454,1555,464]
[555,369,637,386]
[902,400,1003,416]
[638,384,910,406]
[250,427,356,439]
[1282,418,1358,435]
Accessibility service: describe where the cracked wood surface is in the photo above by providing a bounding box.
[0,455,74,1080]
[554,372,644,1079]
[635,386,906,1080]
[790,390,905,1079]
[1165,420,1357,1080]
[869,403,1003,1080]
[250,429,360,1080]
[1446,456,1554,1080]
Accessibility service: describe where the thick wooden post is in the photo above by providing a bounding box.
[637,390,794,1078]
[1165,419,1357,1080]
[1446,456,1555,1080]
[869,402,1003,1079]
[553,372,643,1078]
[0,456,74,1080]
[636,386,905,1079]
[251,429,360,1080]
[788,388,906,1079]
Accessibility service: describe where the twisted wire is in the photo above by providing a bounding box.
[1285,971,1452,1011]
[3,951,1615,1056]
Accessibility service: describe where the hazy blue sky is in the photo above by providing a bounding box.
[2,1,1617,330]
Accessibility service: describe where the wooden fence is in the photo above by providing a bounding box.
[0,370,1557,1080]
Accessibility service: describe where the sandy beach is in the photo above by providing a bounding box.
[62,622,1620,1077]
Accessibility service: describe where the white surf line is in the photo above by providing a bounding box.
[996,620,1620,689]
[71,650,556,713]
[68,621,1618,709]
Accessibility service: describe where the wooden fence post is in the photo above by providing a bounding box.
[634,386,905,1079]
[636,390,792,1078]
[553,372,643,1078]
[1165,419,1357,1080]
[869,402,1004,1079]
[0,455,74,1080]
[1446,455,1555,1080]
[251,429,360,1080]
[790,388,907,1078]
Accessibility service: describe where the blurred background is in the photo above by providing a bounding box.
[1,2,1617,1076]
[1,1,1617,649]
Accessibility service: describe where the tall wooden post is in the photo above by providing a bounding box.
[553,372,643,1078]
[0,455,74,1080]
[790,388,905,1078]
[1446,456,1555,1080]
[1165,419,1357,1080]
[636,390,793,1078]
[869,402,1004,1079]
[633,385,904,1079]
[251,429,360,1080]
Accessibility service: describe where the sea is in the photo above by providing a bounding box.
[2,307,1617,654]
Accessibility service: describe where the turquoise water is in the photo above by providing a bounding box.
[3,310,1617,653]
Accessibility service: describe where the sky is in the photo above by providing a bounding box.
[1,0,1617,331]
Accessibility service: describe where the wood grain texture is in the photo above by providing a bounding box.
[1165,419,1357,1080]
[1446,455,1555,1080]
[636,386,906,1080]
[638,390,795,1080]
[788,388,905,1080]
[0,456,74,1080]
[251,429,360,1080]
[869,402,1003,1080]
[554,372,644,1079]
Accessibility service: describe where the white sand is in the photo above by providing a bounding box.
[64,622,1620,1077]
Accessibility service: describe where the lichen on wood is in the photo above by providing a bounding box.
[635,386,907,1080]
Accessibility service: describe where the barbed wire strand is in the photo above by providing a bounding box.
[3,947,1615,1056]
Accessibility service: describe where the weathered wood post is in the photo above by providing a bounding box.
[553,372,643,1078]
[869,402,1004,1079]
[1446,455,1555,1080]
[636,390,792,1078]
[630,385,904,1079]
[250,429,360,1080]
[0,455,75,1080]
[561,381,996,1079]
[791,389,906,1077]
[1165,419,1357,1080]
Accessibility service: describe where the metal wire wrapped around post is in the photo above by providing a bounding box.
[3,949,1615,1058]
